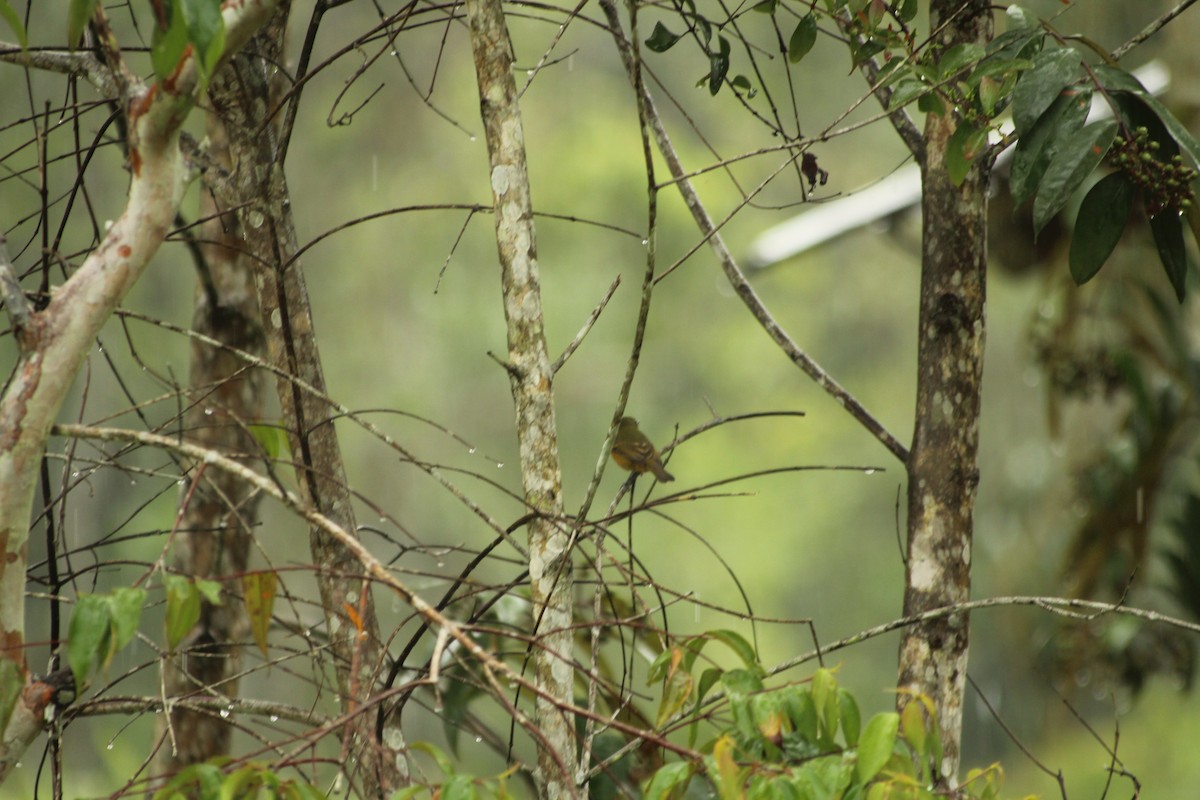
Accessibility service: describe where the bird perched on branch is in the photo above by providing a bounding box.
[610,416,674,482]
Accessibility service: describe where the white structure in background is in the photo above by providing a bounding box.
[745,61,1170,269]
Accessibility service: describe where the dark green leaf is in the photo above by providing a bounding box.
[888,79,925,111]
[918,91,945,115]
[938,43,984,79]
[1033,119,1118,233]
[788,14,818,64]
[1069,172,1133,285]
[897,0,918,23]
[709,35,730,95]
[850,37,884,69]
[67,0,99,49]
[1091,63,1148,94]
[855,712,899,783]
[0,0,27,50]
[731,75,756,98]
[644,21,682,53]
[68,594,112,690]
[1151,211,1188,302]
[752,0,775,13]
[1010,87,1092,206]
[1012,47,1081,136]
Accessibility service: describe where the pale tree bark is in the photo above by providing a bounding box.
[464,0,573,797]
[0,0,278,784]
[898,0,992,786]
[202,8,406,796]
[155,110,267,774]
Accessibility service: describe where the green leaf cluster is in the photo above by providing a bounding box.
[152,758,327,800]
[67,587,146,692]
[644,631,1029,800]
[1009,42,1200,299]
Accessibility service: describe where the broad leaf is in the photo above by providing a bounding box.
[788,14,818,64]
[1033,119,1118,233]
[106,587,146,652]
[1010,88,1092,206]
[644,21,681,53]
[68,594,112,690]
[180,0,226,78]
[947,122,987,186]
[1069,172,1133,285]
[709,35,730,95]
[1012,47,1080,136]
[855,712,899,784]
[1150,211,1188,302]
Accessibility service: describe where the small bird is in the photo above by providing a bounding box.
[610,416,674,482]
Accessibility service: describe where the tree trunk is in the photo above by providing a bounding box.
[155,108,267,776]
[204,10,406,796]
[898,0,992,786]
[464,0,573,796]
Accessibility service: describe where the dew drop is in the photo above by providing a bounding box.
[474,736,483,743]
[70,471,80,479]
[270,715,279,722]
[247,209,266,229]
[219,708,230,719]
[641,238,649,245]
[864,469,877,476]
[106,743,114,751]
[436,561,445,569]
[468,447,476,454]
[203,407,214,416]
[469,135,477,142]
[496,462,504,469]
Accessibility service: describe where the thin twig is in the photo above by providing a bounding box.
[599,0,909,464]
[552,275,620,374]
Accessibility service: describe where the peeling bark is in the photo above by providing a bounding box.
[0,1,278,784]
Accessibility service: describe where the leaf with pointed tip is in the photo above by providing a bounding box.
[788,13,818,64]
[1010,88,1092,206]
[0,1,27,50]
[1069,172,1133,285]
[1033,119,1117,233]
[1012,47,1080,136]
[644,21,681,53]
[67,0,100,50]
[1150,211,1188,302]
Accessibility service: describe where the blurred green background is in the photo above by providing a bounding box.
[2,0,1199,796]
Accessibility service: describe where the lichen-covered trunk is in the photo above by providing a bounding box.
[463,0,573,797]
[155,109,266,776]
[899,0,991,786]
[205,11,405,796]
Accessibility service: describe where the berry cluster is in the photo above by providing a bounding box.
[1109,126,1197,217]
